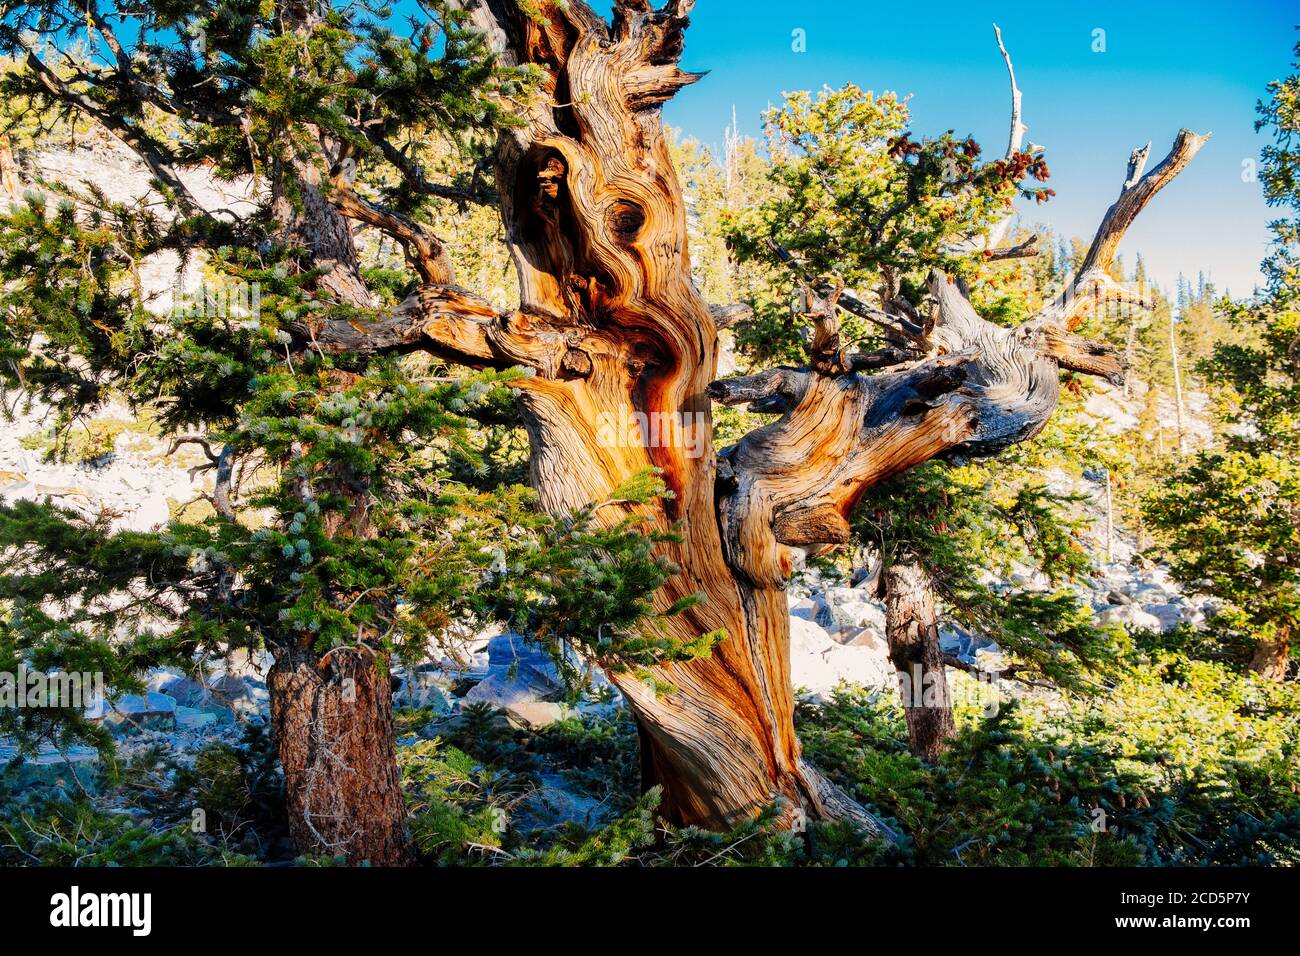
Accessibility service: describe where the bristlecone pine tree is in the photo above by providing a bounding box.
[0,0,1207,850]
[722,40,1123,764]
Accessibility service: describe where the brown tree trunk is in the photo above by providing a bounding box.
[1169,309,1187,453]
[0,137,19,199]
[1249,625,1291,683]
[268,645,412,865]
[885,561,957,762]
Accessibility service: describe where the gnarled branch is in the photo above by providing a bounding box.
[1034,128,1210,329]
[707,367,808,413]
[306,285,592,380]
[21,51,203,217]
[712,120,1207,584]
[326,164,455,286]
[947,23,1035,257]
[985,233,1040,261]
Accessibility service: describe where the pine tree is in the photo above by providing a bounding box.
[0,0,692,862]
[1144,40,1300,682]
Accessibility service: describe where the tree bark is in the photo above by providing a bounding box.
[1249,625,1291,683]
[268,645,412,865]
[1104,467,1114,563]
[885,561,957,762]
[22,0,1217,851]
[427,0,870,833]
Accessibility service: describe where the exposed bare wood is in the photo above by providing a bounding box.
[803,280,853,375]
[166,435,220,464]
[327,162,455,286]
[947,24,1032,256]
[844,346,922,371]
[1249,625,1291,682]
[277,0,1206,838]
[1041,327,1127,386]
[11,0,1199,846]
[707,367,808,411]
[307,285,594,379]
[288,1,1203,839]
[773,503,851,546]
[7,0,1210,847]
[1170,307,1188,451]
[993,23,1027,162]
[1035,129,1211,329]
[981,22,1027,251]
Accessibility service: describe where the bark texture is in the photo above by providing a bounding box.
[302,0,1206,836]
[1249,626,1291,683]
[885,561,957,762]
[269,646,412,865]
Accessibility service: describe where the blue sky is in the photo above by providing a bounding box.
[654,0,1298,297]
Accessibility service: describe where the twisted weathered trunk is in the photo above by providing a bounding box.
[885,561,956,762]
[310,0,1205,836]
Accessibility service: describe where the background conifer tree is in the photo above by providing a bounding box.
[1143,41,1300,681]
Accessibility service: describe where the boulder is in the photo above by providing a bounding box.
[850,562,881,590]
[0,739,100,792]
[814,587,887,635]
[113,492,170,533]
[487,632,559,675]
[87,691,177,734]
[393,670,454,713]
[788,597,818,622]
[1129,582,1173,605]
[463,673,567,728]
[146,667,185,693]
[1144,602,1203,632]
[457,632,569,727]
[1010,569,1047,589]
[1097,604,1164,633]
[842,627,888,654]
[789,615,892,700]
[175,706,222,734]
[939,623,994,661]
[160,674,266,718]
